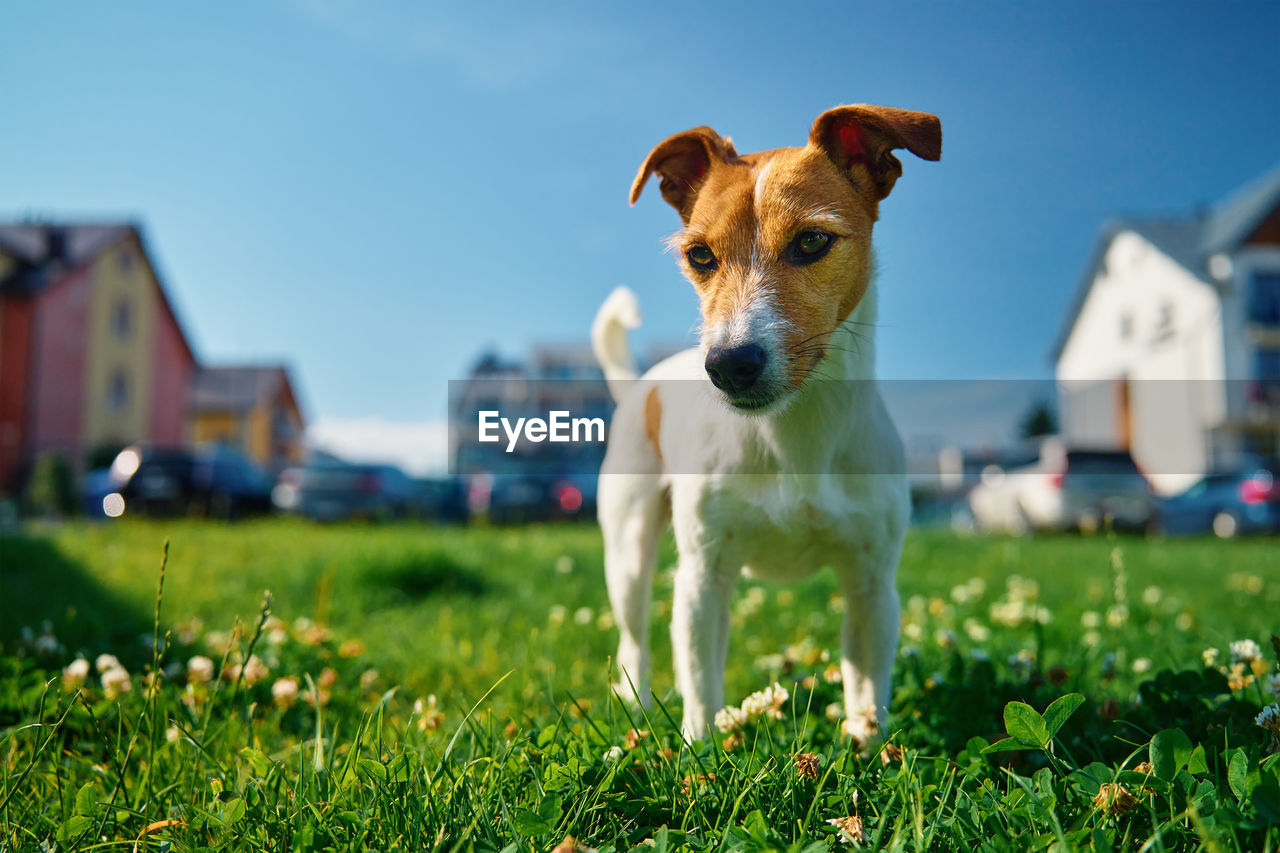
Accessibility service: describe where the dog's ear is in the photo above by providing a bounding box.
[809,105,941,200]
[630,126,739,221]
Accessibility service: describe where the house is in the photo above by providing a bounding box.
[1052,163,1280,494]
[189,365,306,473]
[0,223,197,492]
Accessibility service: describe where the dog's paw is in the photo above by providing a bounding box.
[841,706,883,752]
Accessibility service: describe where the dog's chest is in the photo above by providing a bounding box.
[702,475,899,580]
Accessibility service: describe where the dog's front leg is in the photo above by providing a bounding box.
[836,565,901,747]
[670,554,736,741]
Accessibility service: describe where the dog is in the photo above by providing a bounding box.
[592,104,941,743]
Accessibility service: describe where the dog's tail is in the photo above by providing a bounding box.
[592,286,641,402]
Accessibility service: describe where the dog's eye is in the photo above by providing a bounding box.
[686,244,717,271]
[788,230,834,265]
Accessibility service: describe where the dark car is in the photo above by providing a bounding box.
[416,477,469,523]
[106,444,274,519]
[1156,467,1280,537]
[274,463,420,521]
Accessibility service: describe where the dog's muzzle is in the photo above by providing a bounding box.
[705,343,766,397]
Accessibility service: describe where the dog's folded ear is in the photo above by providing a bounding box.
[809,105,941,200]
[630,126,739,221]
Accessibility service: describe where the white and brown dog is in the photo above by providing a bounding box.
[592,104,941,743]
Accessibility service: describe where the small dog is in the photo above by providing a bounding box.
[592,104,941,743]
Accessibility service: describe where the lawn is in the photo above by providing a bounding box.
[1,519,1279,851]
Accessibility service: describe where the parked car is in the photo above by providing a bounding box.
[273,463,420,521]
[1155,467,1279,537]
[486,475,554,524]
[416,477,469,523]
[967,441,1155,534]
[104,444,274,519]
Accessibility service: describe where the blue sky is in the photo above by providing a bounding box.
[3,1,1278,470]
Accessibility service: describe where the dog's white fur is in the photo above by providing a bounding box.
[593,283,910,743]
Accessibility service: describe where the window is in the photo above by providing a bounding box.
[1152,303,1175,343]
[110,298,132,340]
[107,370,129,410]
[1249,272,1280,325]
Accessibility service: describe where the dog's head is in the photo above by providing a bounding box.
[631,105,941,411]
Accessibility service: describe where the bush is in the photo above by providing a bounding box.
[25,452,77,517]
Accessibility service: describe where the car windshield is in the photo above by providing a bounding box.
[1065,452,1140,475]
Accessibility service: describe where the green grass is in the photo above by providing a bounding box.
[2,520,1279,851]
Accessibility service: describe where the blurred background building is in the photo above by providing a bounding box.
[1054,163,1280,495]
[0,222,308,496]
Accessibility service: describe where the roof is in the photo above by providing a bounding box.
[190,365,302,416]
[1051,161,1280,361]
[0,221,198,364]
[0,223,134,294]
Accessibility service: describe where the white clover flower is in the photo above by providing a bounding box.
[602,745,625,763]
[754,653,786,672]
[554,555,574,575]
[101,666,132,699]
[241,655,269,686]
[1175,612,1193,631]
[732,682,790,725]
[1142,586,1163,605]
[825,702,844,721]
[187,656,214,684]
[1106,605,1129,628]
[715,705,747,732]
[360,669,379,690]
[573,607,594,626]
[1132,657,1153,675]
[1231,639,1263,664]
[272,677,299,709]
[166,724,181,744]
[203,630,232,655]
[1202,648,1220,667]
[902,623,923,641]
[548,605,567,626]
[95,653,120,674]
[63,658,90,687]
[963,618,991,643]
[950,584,972,604]
[1083,631,1101,648]
[1081,611,1101,629]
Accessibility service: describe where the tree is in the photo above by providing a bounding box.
[1019,399,1058,440]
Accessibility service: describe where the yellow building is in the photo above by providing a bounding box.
[189,366,306,473]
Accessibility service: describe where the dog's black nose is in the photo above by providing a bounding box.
[705,344,766,394]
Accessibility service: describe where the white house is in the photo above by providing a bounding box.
[1053,163,1280,495]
